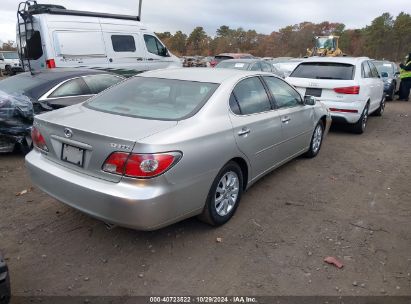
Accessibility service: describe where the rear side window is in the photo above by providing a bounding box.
[291,62,355,80]
[86,77,218,120]
[83,74,123,94]
[232,77,271,115]
[49,78,90,98]
[261,62,273,72]
[111,35,136,52]
[362,62,372,78]
[144,35,168,57]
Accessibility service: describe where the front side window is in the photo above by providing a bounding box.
[49,78,90,98]
[263,76,302,108]
[261,62,272,72]
[232,77,271,115]
[144,35,168,57]
[250,62,262,71]
[368,61,380,78]
[86,77,218,120]
[111,35,136,52]
[83,74,123,94]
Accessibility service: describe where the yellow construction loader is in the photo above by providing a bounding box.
[306,36,344,57]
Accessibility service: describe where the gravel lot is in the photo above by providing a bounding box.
[0,93,410,296]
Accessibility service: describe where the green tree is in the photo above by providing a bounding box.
[186,27,209,55]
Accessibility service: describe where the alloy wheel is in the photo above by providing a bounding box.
[312,124,323,154]
[214,171,240,217]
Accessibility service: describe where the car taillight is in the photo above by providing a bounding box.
[334,86,360,94]
[103,152,181,178]
[31,126,48,152]
[46,59,56,69]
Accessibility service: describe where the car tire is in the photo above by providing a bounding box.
[304,121,324,158]
[352,104,369,134]
[198,161,243,226]
[5,65,12,76]
[388,84,396,101]
[374,97,385,117]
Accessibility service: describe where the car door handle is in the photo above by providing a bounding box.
[282,117,291,124]
[148,58,154,61]
[238,128,251,136]
[136,57,143,61]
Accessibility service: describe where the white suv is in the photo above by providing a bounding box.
[286,57,385,134]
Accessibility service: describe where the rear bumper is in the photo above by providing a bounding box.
[321,100,364,124]
[25,150,209,230]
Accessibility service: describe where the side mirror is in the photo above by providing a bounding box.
[160,47,169,57]
[395,71,400,76]
[381,72,389,78]
[304,95,316,106]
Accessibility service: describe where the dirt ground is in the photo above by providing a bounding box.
[0,98,411,297]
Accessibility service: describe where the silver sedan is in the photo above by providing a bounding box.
[26,68,331,230]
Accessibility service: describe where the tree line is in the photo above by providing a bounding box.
[156,12,411,62]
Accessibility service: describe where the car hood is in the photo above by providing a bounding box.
[35,103,178,142]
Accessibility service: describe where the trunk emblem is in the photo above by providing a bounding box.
[64,128,73,138]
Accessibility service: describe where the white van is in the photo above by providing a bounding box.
[16,2,181,76]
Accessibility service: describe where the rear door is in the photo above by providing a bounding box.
[228,76,283,179]
[263,76,314,159]
[367,61,384,111]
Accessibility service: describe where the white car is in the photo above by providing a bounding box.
[286,57,385,134]
[0,51,23,75]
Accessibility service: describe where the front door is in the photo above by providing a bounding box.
[262,76,314,160]
[228,76,283,180]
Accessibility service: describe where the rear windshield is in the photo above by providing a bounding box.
[215,56,233,62]
[86,77,219,120]
[291,62,355,80]
[216,61,250,70]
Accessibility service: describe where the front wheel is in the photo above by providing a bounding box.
[198,161,243,226]
[305,121,324,158]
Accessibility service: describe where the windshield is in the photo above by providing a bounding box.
[0,73,47,95]
[1,52,19,60]
[291,62,355,80]
[373,61,394,77]
[86,77,219,121]
[216,61,251,70]
[316,37,336,49]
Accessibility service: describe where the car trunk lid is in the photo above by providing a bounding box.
[35,104,177,182]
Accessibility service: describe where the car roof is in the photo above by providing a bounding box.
[302,56,370,64]
[218,59,264,64]
[140,68,269,83]
[19,68,117,81]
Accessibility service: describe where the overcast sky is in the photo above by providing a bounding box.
[0,0,409,42]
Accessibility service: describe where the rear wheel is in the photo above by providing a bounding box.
[352,104,369,134]
[305,121,324,158]
[5,65,12,75]
[199,161,243,226]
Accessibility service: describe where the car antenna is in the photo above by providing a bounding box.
[138,0,142,21]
